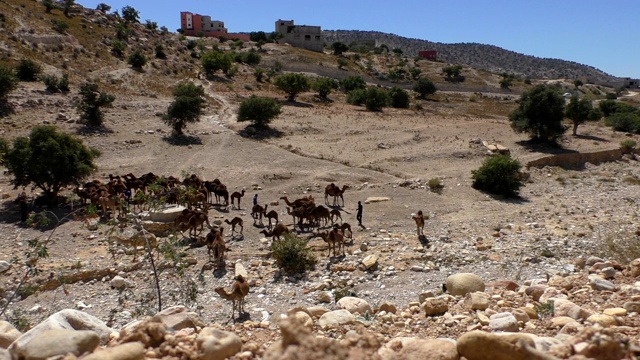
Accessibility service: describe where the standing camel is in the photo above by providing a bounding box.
[412,211,426,236]
[224,217,244,236]
[324,184,349,206]
[230,189,245,209]
[215,275,250,321]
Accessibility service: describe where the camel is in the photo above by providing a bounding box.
[215,275,250,321]
[324,184,349,206]
[251,204,265,225]
[339,222,353,239]
[205,227,225,266]
[230,189,245,209]
[179,207,212,237]
[263,206,279,229]
[260,223,290,241]
[287,206,314,232]
[316,227,345,257]
[279,195,315,208]
[412,211,425,236]
[310,205,331,228]
[329,208,342,224]
[224,217,244,236]
[99,194,126,219]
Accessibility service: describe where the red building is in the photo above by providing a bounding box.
[418,50,437,61]
[180,12,250,41]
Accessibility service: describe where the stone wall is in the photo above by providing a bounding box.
[526,148,634,169]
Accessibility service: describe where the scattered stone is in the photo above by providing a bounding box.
[13,329,99,360]
[151,306,203,331]
[0,261,11,274]
[589,276,616,291]
[0,321,21,349]
[110,275,126,289]
[82,341,145,360]
[457,331,537,360]
[361,254,378,270]
[196,327,242,360]
[422,296,449,316]
[463,292,490,311]
[446,273,485,296]
[488,312,519,332]
[318,310,355,329]
[379,337,458,360]
[553,299,590,320]
[364,197,390,204]
[337,297,372,315]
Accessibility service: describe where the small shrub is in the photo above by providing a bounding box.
[471,154,524,197]
[237,95,281,128]
[51,19,69,34]
[389,87,410,108]
[0,64,18,100]
[111,40,126,57]
[127,50,147,68]
[621,139,637,150]
[346,88,367,106]
[605,112,640,133]
[334,287,357,302]
[154,43,166,59]
[363,87,390,112]
[271,233,316,275]
[428,178,443,192]
[597,229,640,263]
[535,301,554,319]
[254,67,265,82]
[16,59,41,81]
[42,74,69,92]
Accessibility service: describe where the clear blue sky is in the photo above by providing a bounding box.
[79,0,639,78]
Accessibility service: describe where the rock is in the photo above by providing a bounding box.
[379,337,459,360]
[623,301,640,313]
[0,348,8,360]
[422,296,449,316]
[491,280,519,291]
[601,267,616,279]
[151,305,203,331]
[0,321,21,349]
[318,310,355,329]
[603,308,627,316]
[13,329,99,360]
[306,306,330,318]
[589,276,616,291]
[586,314,617,327]
[0,261,11,274]
[524,285,546,301]
[82,341,145,360]
[629,258,640,277]
[143,205,186,223]
[488,312,519,332]
[10,309,112,355]
[316,292,332,303]
[110,275,126,289]
[196,327,242,360]
[551,316,578,328]
[361,255,379,270]
[290,311,313,330]
[86,217,99,231]
[378,302,398,314]
[235,262,248,279]
[463,292,490,311]
[418,291,435,303]
[534,337,563,352]
[511,309,530,323]
[264,317,349,360]
[457,331,537,360]
[364,197,390,204]
[446,273,485,296]
[553,299,590,320]
[140,221,173,237]
[337,296,372,315]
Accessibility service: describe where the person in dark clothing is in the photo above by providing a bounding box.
[356,201,363,227]
[18,192,28,222]
[253,194,258,206]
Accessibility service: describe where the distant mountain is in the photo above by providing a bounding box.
[323,30,620,85]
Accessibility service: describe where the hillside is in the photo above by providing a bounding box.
[324,30,620,84]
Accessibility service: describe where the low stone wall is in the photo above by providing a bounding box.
[526,148,631,169]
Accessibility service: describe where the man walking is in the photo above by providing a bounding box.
[356,201,363,227]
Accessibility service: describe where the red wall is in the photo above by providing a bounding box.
[419,50,437,61]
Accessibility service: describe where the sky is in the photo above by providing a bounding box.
[79,1,639,79]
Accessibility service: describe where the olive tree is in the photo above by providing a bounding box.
[77,83,115,126]
[4,126,99,205]
[413,78,436,99]
[273,73,310,102]
[509,84,566,143]
[237,96,282,128]
[163,82,206,135]
[565,95,601,135]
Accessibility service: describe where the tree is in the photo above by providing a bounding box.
[573,79,583,88]
[96,3,111,12]
[127,50,147,68]
[155,43,166,59]
[43,0,57,13]
[565,95,599,135]
[392,48,403,55]
[363,87,390,112]
[409,67,422,80]
[201,51,233,77]
[389,87,410,108]
[340,75,366,93]
[337,58,348,69]
[4,126,99,205]
[16,59,41,81]
[111,40,126,57]
[413,78,436,98]
[500,75,514,89]
[63,0,74,17]
[509,84,566,143]
[121,6,140,23]
[115,23,131,41]
[145,20,158,31]
[442,64,463,82]
[77,83,115,127]
[331,42,349,55]
[471,154,524,198]
[163,82,206,135]
[249,31,268,42]
[0,65,17,101]
[604,112,640,133]
[273,73,310,102]
[312,77,338,99]
[237,96,282,128]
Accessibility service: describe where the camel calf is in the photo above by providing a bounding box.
[224,217,244,236]
[205,227,225,267]
[412,211,426,236]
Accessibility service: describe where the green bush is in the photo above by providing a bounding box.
[164,81,206,135]
[272,233,316,275]
[620,139,637,150]
[77,83,115,126]
[428,178,443,192]
[42,74,69,93]
[471,154,524,197]
[0,64,17,100]
[16,59,41,81]
[111,40,126,57]
[364,87,390,112]
[604,112,640,133]
[154,43,166,59]
[346,88,367,106]
[237,96,282,128]
[413,78,436,98]
[201,50,233,76]
[389,87,410,108]
[51,19,69,34]
[340,75,366,93]
[273,73,310,102]
[127,50,147,68]
[312,77,338,99]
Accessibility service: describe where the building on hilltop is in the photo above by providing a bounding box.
[275,19,324,52]
[418,50,437,61]
[180,12,250,41]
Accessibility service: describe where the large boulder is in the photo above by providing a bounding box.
[0,321,21,349]
[12,329,99,360]
[318,310,355,329]
[82,341,145,360]
[151,305,204,331]
[9,309,112,355]
[337,297,372,315]
[143,205,186,223]
[553,299,591,320]
[457,331,538,360]
[463,292,490,311]
[446,273,485,296]
[379,337,459,360]
[196,327,242,360]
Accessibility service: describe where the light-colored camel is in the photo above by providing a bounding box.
[99,194,125,219]
[260,223,290,241]
[317,227,345,257]
[412,211,425,236]
[263,206,279,229]
[224,217,244,236]
[251,204,265,225]
[324,184,349,206]
[329,209,342,224]
[206,227,225,267]
[215,275,250,321]
[230,189,245,209]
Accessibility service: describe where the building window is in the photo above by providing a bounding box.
[305,35,310,40]
[315,35,320,40]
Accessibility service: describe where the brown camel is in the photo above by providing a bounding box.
[224,217,244,236]
[329,208,342,224]
[251,204,265,225]
[263,206,279,229]
[205,227,225,266]
[287,206,314,232]
[412,211,426,236]
[316,227,345,257]
[310,205,331,228]
[230,189,245,209]
[324,184,349,206]
[279,195,315,208]
[179,207,212,237]
[259,223,290,241]
[215,275,250,321]
[339,222,353,239]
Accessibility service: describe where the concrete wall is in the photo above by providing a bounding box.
[276,19,324,52]
[526,148,634,169]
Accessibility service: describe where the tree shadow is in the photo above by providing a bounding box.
[280,100,313,108]
[573,134,610,142]
[203,74,232,83]
[237,126,284,140]
[0,101,15,117]
[161,134,203,146]
[485,193,530,204]
[76,125,115,136]
[516,139,578,155]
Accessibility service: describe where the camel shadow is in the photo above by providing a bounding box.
[212,267,228,279]
[418,234,429,248]
[0,101,15,117]
[162,135,203,146]
[237,126,284,140]
[232,312,252,323]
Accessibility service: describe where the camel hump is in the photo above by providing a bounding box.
[235,275,245,282]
